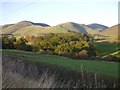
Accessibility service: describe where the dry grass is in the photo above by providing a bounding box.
[2,55,57,88]
[3,71,56,88]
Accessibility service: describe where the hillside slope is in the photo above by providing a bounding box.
[81,24,99,35]
[2,24,14,29]
[58,22,88,34]
[2,21,33,34]
[2,21,50,34]
[2,21,118,38]
[2,21,99,36]
[13,25,67,36]
[100,24,119,40]
[14,22,101,36]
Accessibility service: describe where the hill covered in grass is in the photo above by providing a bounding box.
[1,21,119,41]
[1,21,101,36]
[13,25,68,36]
[2,21,50,34]
[58,22,88,34]
[99,24,119,40]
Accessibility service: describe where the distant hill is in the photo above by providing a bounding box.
[2,21,33,34]
[13,25,66,36]
[2,21,117,39]
[32,22,50,27]
[13,22,101,36]
[58,22,88,34]
[59,22,100,35]
[99,24,119,40]
[2,21,50,34]
[2,21,91,36]
[87,23,108,31]
[2,24,14,29]
[81,24,99,35]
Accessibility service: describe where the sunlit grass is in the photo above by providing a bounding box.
[95,42,119,57]
[2,49,119,78]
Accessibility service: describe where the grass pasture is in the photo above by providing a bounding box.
[2,49,119,78]
[95,42,119,57]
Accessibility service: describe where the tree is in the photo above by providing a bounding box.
[14,37,32,51]
[2,36,16,49]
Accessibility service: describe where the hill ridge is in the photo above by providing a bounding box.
[1,21,118,41]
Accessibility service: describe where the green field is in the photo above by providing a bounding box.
[95,42,120,57]
[2,49,119,78]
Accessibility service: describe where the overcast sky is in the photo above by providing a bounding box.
[0,0,119,26]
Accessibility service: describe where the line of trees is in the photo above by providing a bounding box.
[30,33,96,58]
[1,32,97,58]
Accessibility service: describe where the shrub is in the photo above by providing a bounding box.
[78,50,89,57]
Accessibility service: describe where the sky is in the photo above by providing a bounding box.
[0,0,119,27]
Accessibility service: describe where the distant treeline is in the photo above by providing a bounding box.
[1,32,96,58]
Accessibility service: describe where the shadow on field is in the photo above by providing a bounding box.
[2,54,119,88]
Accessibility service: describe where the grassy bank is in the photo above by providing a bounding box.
[2,49,119,78]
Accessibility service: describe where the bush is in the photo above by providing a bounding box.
[78,50,88,57]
